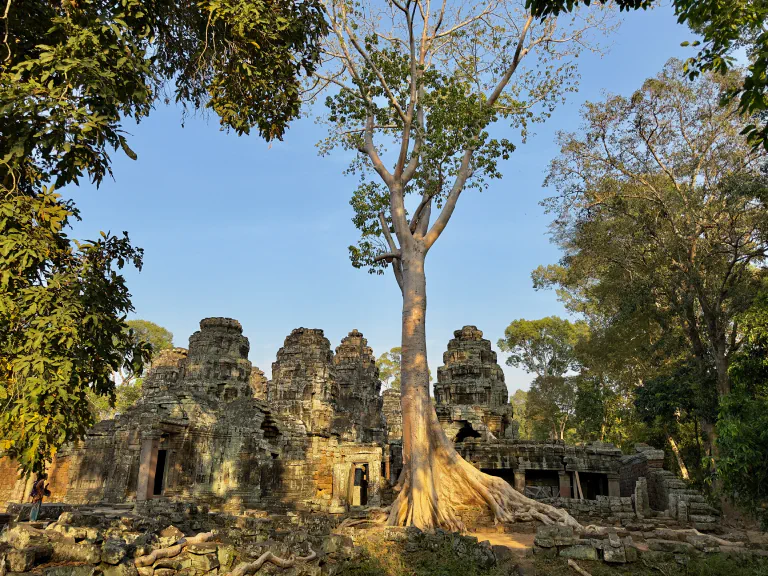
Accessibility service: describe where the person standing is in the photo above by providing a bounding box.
[29,474,48,521]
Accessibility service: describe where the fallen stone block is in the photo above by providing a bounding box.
[559,545,598,561]
[604,545,627,564]
[646,539,695,554]
[6,548,36,572]
[51,541,102,565]
[44,566,98,576]
[102,540,128,565]
[101,562,139,576]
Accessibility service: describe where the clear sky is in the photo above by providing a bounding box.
[66,4,695,393]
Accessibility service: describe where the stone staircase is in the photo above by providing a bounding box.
[651,471,719,530]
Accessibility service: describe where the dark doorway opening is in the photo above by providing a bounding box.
[576,472,608,500]
[454,421,482,443]
[153,450,167,496]
[353,464,369,506]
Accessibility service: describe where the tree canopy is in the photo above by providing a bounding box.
[498,316,588,378]
[0,0,326,476]
[524,0,768,150]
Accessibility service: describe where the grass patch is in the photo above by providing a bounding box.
[338,544,768,576]
[335,538,515,576]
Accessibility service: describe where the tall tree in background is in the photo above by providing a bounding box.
[0,0,326,476]
[377,347,433,391]
[89,320,174,421]
[537,61,768,454]
[533,59,768,500]
[717,289,768,527]
[525,0,768,150]
[509,389,530,439]
[498,316,587,440]
[315,0,612,529]
[498,316,588,377]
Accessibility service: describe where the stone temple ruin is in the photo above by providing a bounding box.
[0,321,717,531]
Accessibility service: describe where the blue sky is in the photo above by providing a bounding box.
[67,4,695,393]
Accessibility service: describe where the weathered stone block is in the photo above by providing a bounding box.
[44,566,98,576]
[6,548,35,572]
[604,546,627,563]
[189,551,218,572]
[646,539,695,554]
[216,545,237,571]
[51,541,102,564]
[101,562,139,576]
[101,540,128,565]
[559,545,598,561]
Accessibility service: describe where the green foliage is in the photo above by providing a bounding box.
[1,0,327,191]
[524,0,768,151]
[122,320,174,380]
[526,375,577,440]
[377,347,402,391]
[376,347,432,391]
[88,318,171,420]
[498,316,588,378]
[0,189,150,475]
[509,389,530,439]
[90,378,144,421]
[717,292,768,527]
[538,59,768,399]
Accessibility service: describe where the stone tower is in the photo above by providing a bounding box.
[434,326,514,440]
[435,325,509,407]
[269,328,339,434]
[332,329,386,442]
[183,317,253,401]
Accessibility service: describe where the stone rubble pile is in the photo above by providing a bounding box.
[0,506,371,576]
[533,523,768,566]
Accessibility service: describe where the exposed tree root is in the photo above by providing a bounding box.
[134,531,214,567]
[568,559,593,576]
[225,547,317,576]
[387,407,583,532]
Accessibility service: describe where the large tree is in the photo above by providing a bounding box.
[315,0,611,529]
[538,60,768,404]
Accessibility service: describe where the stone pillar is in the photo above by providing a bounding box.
[634,477,650,519]
[559,472,572,498]
[136,437,158,502]
[608,475,621,498]
[384,459,391,481]
[514,471,526,494]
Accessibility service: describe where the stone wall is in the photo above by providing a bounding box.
[619,444,665,499]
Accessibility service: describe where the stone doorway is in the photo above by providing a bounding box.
[350,464,369,506]
[153,449,167,496]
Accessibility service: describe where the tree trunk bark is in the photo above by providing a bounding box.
[666,434,689,480]
[387,252,581,531]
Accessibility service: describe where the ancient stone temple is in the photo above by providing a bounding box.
[376,326,625,503]
[0,319,388,514]
[0,320,714,529]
